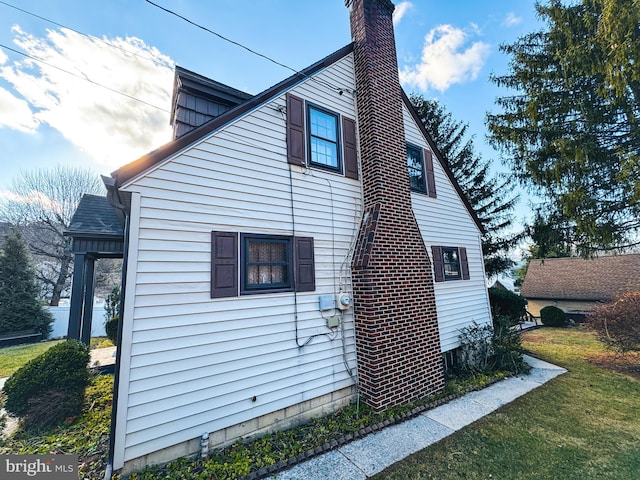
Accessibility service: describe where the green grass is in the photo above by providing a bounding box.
[372,327,640,480]
[0,340,63,377]
[0,338,114,378]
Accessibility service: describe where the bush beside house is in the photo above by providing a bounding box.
[2,340,91,431]
[488,287,527,326]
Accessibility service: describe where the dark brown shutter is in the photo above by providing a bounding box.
[459,247,470,280]
[424,149,437,198]
[294,236,315,292]
[342,117,359,179]
[286,93,305,166]
[211,231,238,298]
[431,246,445,282]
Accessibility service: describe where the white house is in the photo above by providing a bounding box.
[67,0,492,474]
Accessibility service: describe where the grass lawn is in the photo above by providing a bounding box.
[0,338,113,377]
[0,340,64,377]
[373,327,640,480]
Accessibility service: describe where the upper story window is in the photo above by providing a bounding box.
[307,104,341,172]
[407,143,426,193]
[407,143,437,198]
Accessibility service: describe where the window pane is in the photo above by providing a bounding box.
[310,108,337,141]
[311,137,338,167]
[442,247,461,279]
[407,146,425,192]
[246,239,289,288]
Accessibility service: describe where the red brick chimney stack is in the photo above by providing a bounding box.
[347,0,444,410]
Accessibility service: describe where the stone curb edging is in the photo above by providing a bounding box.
[236,373,513,480]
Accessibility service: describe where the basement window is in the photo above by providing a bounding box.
[307,104,341,172]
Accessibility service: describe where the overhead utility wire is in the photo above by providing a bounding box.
[0,0,173,68]
[144,0,352,95]
[0,43,170,113]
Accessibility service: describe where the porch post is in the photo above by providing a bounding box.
[80,255,96,345]
[67,253,86,340]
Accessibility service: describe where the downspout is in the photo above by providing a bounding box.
[102,176,130,480]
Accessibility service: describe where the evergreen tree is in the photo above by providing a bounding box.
[0,229,52,337]
[487,0,640,255]
[410,94,522,277]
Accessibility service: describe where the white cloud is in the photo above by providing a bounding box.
[393,2,413,27]
[0,26,174,168]
[502,12,522,27]
[399,24,490,92]
[0,87,39,132]
[0,189,62,214]
[0,49,7,64]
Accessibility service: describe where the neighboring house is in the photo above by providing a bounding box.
[521,254,640,318]
[66,0,492,474]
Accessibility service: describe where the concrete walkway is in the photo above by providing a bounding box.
[271,355,566,480]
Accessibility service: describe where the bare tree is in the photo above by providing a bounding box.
[1,166,105,305]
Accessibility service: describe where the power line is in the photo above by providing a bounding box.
[0,43,170,113]
[0,0,173,68]
[143,0,353,96]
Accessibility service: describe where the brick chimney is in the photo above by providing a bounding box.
[347,0,444,410]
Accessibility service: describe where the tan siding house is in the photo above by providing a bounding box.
[521,254,640,316]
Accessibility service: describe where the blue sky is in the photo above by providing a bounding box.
[0,0,542,230]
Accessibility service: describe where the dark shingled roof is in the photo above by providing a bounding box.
[521,254,640,302]
[66,194,124,238]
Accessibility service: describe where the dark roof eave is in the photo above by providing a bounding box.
[400,90,485,234]
[113,43,355,186]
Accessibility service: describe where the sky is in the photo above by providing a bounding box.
[0,0,543,234]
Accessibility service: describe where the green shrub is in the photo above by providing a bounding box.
[105,315,119,345]
[488,287,527,326]
[104,285,120,322]
[457,319,528,375]
[587,292,640,353]
[3,340,91,427]
[540,305,566,327]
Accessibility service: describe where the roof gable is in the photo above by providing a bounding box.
[521,254,640,301]
[400,90,484,233]
[112,43,354,187]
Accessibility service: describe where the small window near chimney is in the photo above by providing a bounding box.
[407,143,426,193]
[307,103,341,172]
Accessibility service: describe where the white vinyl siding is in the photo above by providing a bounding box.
[114,55,360,466]
[403,103,492,352]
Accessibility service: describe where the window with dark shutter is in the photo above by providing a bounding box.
[424,149,437,198]
[431,246,445,282]
[307,103,341,172]
[211,231,238,298]
[459,247,470,280]
[294,237,315,292]
[286,93,305,166]
[212,232,316,296]
[431,246,470,282]
[342,117,358,179]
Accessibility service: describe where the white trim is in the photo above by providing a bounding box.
[113,192,142,470]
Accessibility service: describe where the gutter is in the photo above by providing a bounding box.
[102,176,130,480]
